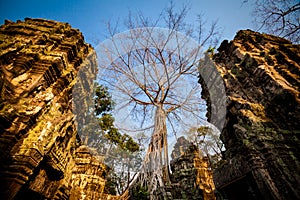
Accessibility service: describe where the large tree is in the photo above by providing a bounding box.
[244,0,300,43]
[97,2,220,198]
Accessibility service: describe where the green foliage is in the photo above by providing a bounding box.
[104,174,118,195]
[94,84,115,116]
[92,84,142,194]
[97,114,139,152]
[98,113,120,141]
[120,134,140,152]
[206,46,215,54]
[93,85,139,153]
[131,184,149,200]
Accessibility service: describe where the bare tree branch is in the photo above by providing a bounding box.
[99,1,220,196]
[248,0,300,43]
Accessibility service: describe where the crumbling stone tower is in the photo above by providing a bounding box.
[0,18,106,200]
[211,30,300,200]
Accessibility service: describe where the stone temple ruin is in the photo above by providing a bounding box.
[212,30,300,200]
[0,18,299,200]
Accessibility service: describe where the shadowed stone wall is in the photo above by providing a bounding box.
[211,30,300,200]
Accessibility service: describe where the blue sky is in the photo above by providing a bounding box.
[0,0,255,47]
[0,0,254,164]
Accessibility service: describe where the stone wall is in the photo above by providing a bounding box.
[127,136,217,200]
[212,30,300,200]
[0,18,107,200]
[70,146,106,200]
[170,136,216,200]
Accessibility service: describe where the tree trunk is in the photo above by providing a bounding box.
[153,104,170,185]
[141,104,171,199]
